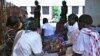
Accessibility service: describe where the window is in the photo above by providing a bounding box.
[42,6,49,14]
[72,6,79,14]
[83,6,85,14]
[31,6,35,14]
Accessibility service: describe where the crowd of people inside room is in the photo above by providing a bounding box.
[1,0,100,56]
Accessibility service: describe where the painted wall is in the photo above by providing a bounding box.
[85,0,100,26]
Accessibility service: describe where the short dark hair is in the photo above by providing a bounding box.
[6,16,20,27]
[79,14,93,25]
[28,20,38,31]
[68,13,78,21]
[35,0,38,5]
[62,1,66,5]
[43,18,48,24]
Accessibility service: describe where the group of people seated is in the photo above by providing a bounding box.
[4,13,100,56]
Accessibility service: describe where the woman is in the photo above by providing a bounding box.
[5,16,22,56]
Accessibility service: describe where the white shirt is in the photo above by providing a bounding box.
[12,30,43,56]
[73,28,100,56]
[42,23,55,36]
[64,22,79,39]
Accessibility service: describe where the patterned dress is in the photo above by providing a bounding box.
[73,28,100,56]
[5,27,18,56]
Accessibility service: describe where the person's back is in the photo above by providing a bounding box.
[73,28,100,56]
[12,30,42,56]
[42,23,55,36]
[72,14,100,56]
[42,18,55,40]
[5,16,21,56]
[12,20,43,56]
[55,18,68,41]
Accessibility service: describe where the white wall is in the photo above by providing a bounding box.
[85,0,100,26]
[6,0,85,6]
[6,0,85,20]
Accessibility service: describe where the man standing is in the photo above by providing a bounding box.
[60,1,68,22]
[34,0,41,28]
